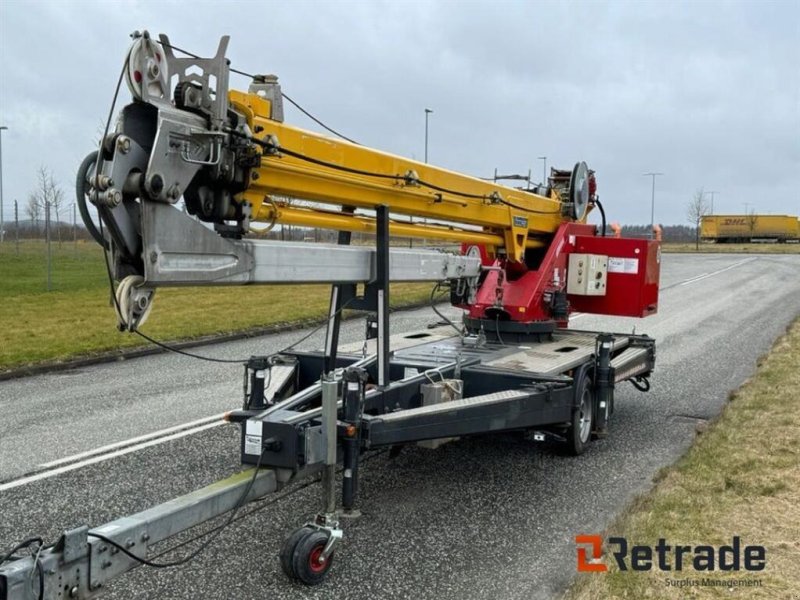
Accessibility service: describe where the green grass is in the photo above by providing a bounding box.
[564,318,800,599]
[0,240,433,370]
[662,242,800,254]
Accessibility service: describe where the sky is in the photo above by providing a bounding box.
[0,0,798,229]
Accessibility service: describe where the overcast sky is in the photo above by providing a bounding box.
[1,0,798,228]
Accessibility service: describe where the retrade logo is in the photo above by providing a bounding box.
[576,535,607,572]
[575,535,766,573]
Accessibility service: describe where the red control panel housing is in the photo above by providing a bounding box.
[568,236,661,318]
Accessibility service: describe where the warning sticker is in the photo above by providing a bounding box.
[608,257,639,275]
[244,420,262,455]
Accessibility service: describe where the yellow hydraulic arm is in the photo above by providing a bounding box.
[228,89,586,262]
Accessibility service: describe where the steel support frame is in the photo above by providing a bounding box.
[1,469,277,600]
[238,328,655,473]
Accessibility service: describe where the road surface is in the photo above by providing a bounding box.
[1,253,798,599]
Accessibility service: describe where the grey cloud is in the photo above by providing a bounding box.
[0,0,797,230]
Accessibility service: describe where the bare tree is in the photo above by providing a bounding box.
[26,193,42,233]
[746,209,758,239]
[686,188,711,250]
[29,166,64,243]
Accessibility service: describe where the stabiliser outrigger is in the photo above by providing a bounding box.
[1,31,660,598]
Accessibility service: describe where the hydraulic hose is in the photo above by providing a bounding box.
[594,198,607,237]
[75,150,109,249]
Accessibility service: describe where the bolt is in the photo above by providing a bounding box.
[125,538,135,549]
[251,171,260,181]
[184,87,198,106]
[102,560,112,569]
[148,173,164,197]
[69,585,79,597]
[141,533,150,542]
[168,184,181,200]
[98,545,108,553]
[106,189,122,207]
[150,251,158,264]
[91,580,101,589]
[116,136,131,154]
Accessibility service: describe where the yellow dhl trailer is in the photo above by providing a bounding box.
[700,215,800,243]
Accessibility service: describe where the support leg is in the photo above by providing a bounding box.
[342,367,368,513]
[375,205,390,388]
[594,333,614,438]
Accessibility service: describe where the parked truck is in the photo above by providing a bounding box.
[700,214,800,243]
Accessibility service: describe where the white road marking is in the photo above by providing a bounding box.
[1,420,224,492]
[678,257,757,286]
[40,413,225,468]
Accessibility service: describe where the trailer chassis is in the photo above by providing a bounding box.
[0,209,655,597]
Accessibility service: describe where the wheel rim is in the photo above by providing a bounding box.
[578,388,592,443]
[308,544,328,574]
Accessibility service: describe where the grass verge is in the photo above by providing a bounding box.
[0,241,434,370]
[564,317,800,599]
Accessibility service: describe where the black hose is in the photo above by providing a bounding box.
[630,376,650,392]
[75,150,108,249]
[594,198,607,237]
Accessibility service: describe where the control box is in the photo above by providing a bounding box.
[567,253,608,296]
[568,237,661,318]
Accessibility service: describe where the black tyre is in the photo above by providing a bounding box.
[565,375,593,455]
[291,530,334,585]
[279,526,314,580]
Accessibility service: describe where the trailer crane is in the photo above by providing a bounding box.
[1,31,660,598]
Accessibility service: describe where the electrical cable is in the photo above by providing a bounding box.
[0,537,43,566]
[158,39,358,145]
[630,377,650,392]
[0,537,45,600]
[90,449,265,569]
[494,315,506,346]
[277,297,356,353]
[496,196,562,215]
[594,198,607,237]
[429,283,462,335]
[94,446,389,567]
[280,92,359,145]
[75,150,108,249]
[132,330,248,364]
[233,129,564,214]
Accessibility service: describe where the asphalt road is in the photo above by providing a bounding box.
[1,253,798,600]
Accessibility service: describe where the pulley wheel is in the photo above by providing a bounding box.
[569,161,590,220]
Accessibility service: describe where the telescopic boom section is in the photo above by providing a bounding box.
[231,90,575,261]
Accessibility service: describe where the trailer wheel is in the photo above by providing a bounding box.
[291,530,334,585]
[565,377,593,455]
[279,526,314,580]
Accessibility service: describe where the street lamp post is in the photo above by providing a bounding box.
[643,172,663,239]
[706,190,719,215]
[424,108,433,163]
[538,156,547,185]
[0,126,7,243]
